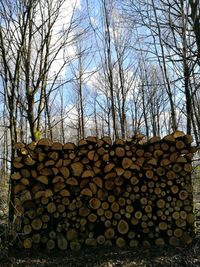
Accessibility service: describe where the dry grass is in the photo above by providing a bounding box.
[0,181,9,223]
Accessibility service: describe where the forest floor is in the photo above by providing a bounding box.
[1,241,200,267]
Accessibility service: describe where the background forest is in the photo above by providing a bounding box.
[0,0,200,185]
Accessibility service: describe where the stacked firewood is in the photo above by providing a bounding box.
[11,131,196,250]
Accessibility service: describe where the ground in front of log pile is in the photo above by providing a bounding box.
[1,239,200,267]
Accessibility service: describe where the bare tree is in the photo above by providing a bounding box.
[0,0,82,219]
[0,0,82,141]
[121,0,200,144]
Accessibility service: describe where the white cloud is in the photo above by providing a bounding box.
[33,0,82,79]
[49,0,82,78]
[1,0,82,82]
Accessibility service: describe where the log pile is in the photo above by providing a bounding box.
[11,131,197,250]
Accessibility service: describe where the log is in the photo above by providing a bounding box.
[47,202,56,214]
[92,177,103,188]
[11,172,21,180]
[116,237,126,248]
[89,182,97,194]
[70,241,81,251]
[111,202,120,213]
[129,239,139,248]
[85,238,97,247]
[149,136,161,144]
[66,177,78,186]
[176,140,185,150]
[115,147,125,157]
[82,170,95,178]
[81,188,93,197]
[97,235,106,245]
[23,238,32,249]
[52,176,64,183]
[158,222,168,231]
[38,138,52,147]
[117,219,129,235]
[173,130,185,138]
[51,142,63,150]
[146,170,154,179]
[60,167,70,178]
[115,167,124,176]
[79,207,90,217]
[89,198,101,210]
[104,227,115,239]
[31,218,43,231]
[70,162,84,176]
[102,136,112,145]
[122,158,133,169]
[63,142,76,150]
[167,170,176,180]
[23,225,32,235]
[60,189,70,197]
[104,163,115,173]
[156,199,165,209]
[21,169,31,178]
[87,150,99,161]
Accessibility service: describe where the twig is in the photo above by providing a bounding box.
[0,158,11,163]
[192,158,200,162]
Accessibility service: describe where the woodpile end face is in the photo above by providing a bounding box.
[11,131,197,250]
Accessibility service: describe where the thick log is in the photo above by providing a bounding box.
[115,147,125,157]
[81,188,93,197]
[146,170,154,179]
[89,198,101,210]
[117,219,129,235]
[70,241,81,251]
[101,136,112,145]
[51,142,63,150]
[104,227,115,239]
[64,142,76,150]
[149,136,161,144]
[70,162,84,176]
[89,182,97,194]
[116,237,126,248]
[176,140,185,150]
[23,238,32,249]
[122,158,133,169]
[31,218,43,231]
[60,189,70,197]
[173,130,185,139]
[88,213,97,223]
[11,172,21,180]
[38,138,52,147]
[82,170,95,178]
[66,177,78,186]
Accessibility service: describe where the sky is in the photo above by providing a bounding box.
[0,0,197,144]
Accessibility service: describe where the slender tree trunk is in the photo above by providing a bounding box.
[79,78,85,139]
[8,115,18,221]
[44,93,53,140]
[94,99,99,138]
[181,1,192,135]
[27,94,36,141]
[150,0,177,132]
[60,88,66,144]
[102,0,118,139]
[141,82,149,138]
[189,0,200,61]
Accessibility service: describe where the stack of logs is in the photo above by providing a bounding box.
[11,131,197,250]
